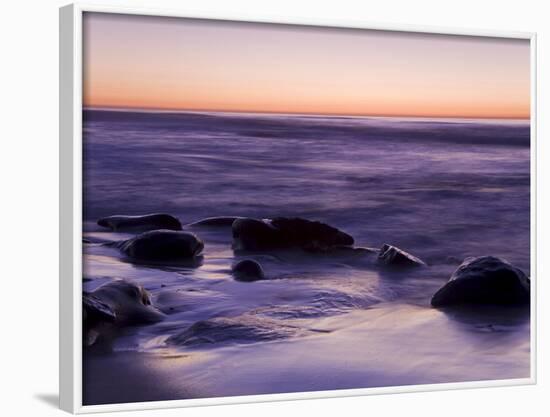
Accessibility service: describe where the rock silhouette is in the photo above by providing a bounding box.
[232,217,354,251]
[83,280,163,346]
[378,244,426,267]
[431,256,530,307]
[98,213,182,232]
[91,280,163,325]
[115,230,204,262]
[232,259,265,281]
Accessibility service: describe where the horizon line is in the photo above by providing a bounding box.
[83,105,531,121]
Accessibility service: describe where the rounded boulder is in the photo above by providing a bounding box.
[431,256,530,307]
[232,259,265,282]
[117,230,204,262]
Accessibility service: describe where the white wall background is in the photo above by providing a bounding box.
[0,0,548,415]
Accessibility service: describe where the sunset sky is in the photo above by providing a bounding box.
[83,12,530,119]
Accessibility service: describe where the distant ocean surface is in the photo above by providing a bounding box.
[82,109,531,405]
[83,109,530,271]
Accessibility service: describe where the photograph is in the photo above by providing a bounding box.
[80,11,532,406]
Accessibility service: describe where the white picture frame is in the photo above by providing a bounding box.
[59,2,537,413]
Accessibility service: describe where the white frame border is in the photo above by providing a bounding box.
[59,2,537,414]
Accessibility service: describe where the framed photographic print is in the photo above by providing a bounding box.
[59,2,536,413]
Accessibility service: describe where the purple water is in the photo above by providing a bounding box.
[82,109,531,405]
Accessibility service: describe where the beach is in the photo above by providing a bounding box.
[82,109,530,405]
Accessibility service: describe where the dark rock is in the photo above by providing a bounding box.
[271,217,354,249]
[166,315,306,347]
[83,280,162,347]
[116,230,204,262]
[232,217,354,251]
[83,293,116,328]
[97,213,182,232]
[232,259,265,282]
[378,244,426,267]
[91,280,163,325]
[83,293,116,346]
[187,216,243,227]
[431,256,530,307]
[232,218,280,250]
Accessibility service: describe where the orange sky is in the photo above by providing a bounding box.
[83,12,531,119]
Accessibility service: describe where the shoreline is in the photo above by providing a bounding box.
[83,302,530,406]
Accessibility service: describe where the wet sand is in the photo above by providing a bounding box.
[84,302,529,405]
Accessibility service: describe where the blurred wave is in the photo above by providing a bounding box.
[83,109,530,272]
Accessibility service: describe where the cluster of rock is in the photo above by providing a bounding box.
[96,214,204,263]
[87,212,531,349]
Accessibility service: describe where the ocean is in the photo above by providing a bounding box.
[82,109,531,405]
